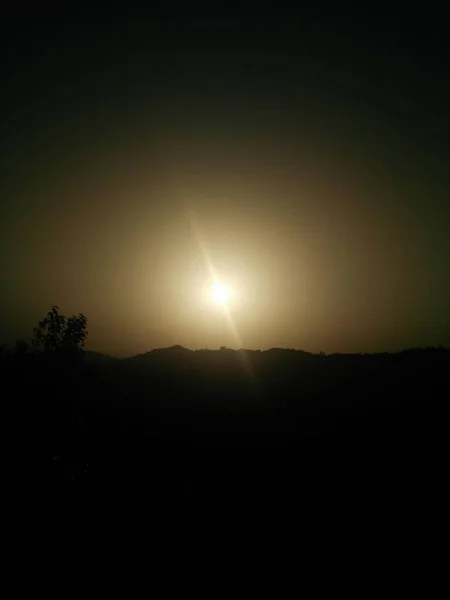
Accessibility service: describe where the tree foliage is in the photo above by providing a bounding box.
[31,305,88,359]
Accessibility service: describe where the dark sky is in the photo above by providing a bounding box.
[1,10,449,356]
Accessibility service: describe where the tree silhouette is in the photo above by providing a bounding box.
[26,307,89,475]
[31,305,88,360]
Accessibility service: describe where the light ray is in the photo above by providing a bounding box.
[186,206,242,347]
[184,205,259,386]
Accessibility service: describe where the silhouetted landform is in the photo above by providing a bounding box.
[3,313,448,508]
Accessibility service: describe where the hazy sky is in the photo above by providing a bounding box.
[1,12,449,356]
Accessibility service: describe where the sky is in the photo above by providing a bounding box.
[1,11,449,356]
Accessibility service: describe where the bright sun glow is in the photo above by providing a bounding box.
[210,282,232,307]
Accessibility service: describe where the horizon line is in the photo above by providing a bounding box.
[85,344,450,360]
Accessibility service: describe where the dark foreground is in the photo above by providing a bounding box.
[8,347,447,519]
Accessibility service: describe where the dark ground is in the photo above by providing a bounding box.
[6,346,447,527]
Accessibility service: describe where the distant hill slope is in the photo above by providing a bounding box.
[84,351,121,364]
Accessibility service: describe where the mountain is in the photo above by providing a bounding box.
[83,351,120,365]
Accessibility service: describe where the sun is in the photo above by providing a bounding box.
[210,281,232,307]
